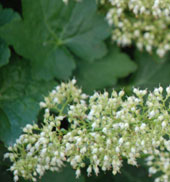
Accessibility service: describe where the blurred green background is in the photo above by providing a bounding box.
[0,0,169,181]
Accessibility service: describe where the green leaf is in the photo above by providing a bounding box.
[130,51,170,89]
[0,55,57,146]
[62,0,110,61]
[0,108,11,143]
[0,6,19,68]
[41,164,85,182]
[0,39,10,67]
[0,0,110,80]
[83,160,153,182]
[0,142,13,182]
[0,5,19,26]
[75,46,137,93]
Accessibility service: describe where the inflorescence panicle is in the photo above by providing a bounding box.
[105,0,170,57]
[4,80,170,182]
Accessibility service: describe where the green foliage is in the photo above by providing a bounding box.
[131,52,170,88]
[0,109,10,144]
[0,4,19,67]
[0,0,110,80]
[75,46,137,93]
[0,143,13,182]
[42,164,85,182]
[0,39,10,67]
[84,160,154,182]
[0,55,57,145]
[0,0,170,182]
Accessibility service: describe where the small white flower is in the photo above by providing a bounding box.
[157,48,165,57]
[14,175,19,182]
[166,86,170,95]
[40,102,46,108]
[118,138,124,145]
[53,98,59,103]
[149,167,157,174]
[76,169,81,178]
[87,166,92,176]
[115,146,120,153]
[131,147,136,153]
[102,127,107,134]
[72,79,76,85]
[92,148,98,154]
[162,121,166,128]
[140,123,146,130]
[80,147,86,154]
[93,155,97,160]
[104,155,109,161]
[4,153,10,159]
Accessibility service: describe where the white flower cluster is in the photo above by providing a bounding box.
[105,0,170,57]
[4,80,170,182]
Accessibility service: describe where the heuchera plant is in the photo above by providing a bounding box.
[4,80,170,182]
[66,0,170,57]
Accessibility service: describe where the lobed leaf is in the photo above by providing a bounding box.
[0,5,19,68]
[131,51,170,89]
[0,55,57,145]
[75,46,137,93]
[0,0,110,80]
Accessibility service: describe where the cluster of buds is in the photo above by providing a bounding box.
[105,0,170,57]
[4,80,170,182]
